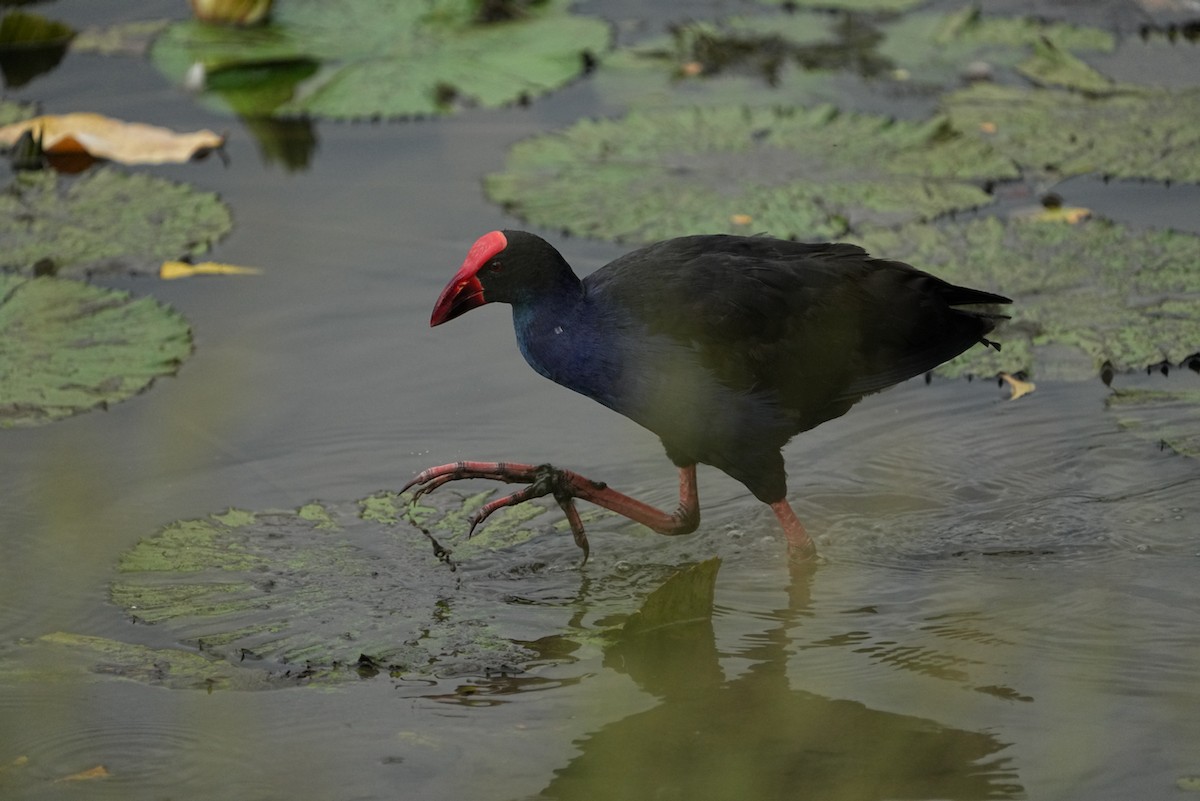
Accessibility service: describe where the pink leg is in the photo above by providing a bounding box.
[770,499,816,561]
[401,461,701,560]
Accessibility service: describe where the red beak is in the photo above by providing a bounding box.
[429,230,508,327]
[430,272,484,326]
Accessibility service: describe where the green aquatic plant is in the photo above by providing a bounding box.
[151,0,609,119]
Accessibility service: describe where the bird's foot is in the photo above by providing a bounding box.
[401,461,599,561]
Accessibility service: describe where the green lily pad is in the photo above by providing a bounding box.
[946,82,1200,183]
[0,274,192,428]
[854,217,1200,378]
[0,169,232,277]
[486,104,1014,243]
[107,494,595,681]
[150,0,610,119]
[1107,387,1200,457]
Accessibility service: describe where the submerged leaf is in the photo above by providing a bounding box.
[0,274,192,428]
[595,8,1114,117]
[0,169,232,276]
[762,0,923,10]
[56,765,111,783]
[69,20,171,57]
[487,105,1012,243]
[1107,387,1200,457]
[855,217,1200,378]
[878,6,1114,86]
[151,0,609,119]
[0,113,225,166]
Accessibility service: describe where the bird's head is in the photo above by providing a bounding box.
[430,230,577,326]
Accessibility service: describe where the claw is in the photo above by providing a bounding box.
[400,461,592,555]
[399,460,701,561]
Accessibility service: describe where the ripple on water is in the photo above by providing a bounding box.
[781,378,1200,567]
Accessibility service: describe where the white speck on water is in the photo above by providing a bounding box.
[553,326,564,335]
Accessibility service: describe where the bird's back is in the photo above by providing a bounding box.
[587,234,1008,435]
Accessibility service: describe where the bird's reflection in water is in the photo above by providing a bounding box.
[539,560,1023,801]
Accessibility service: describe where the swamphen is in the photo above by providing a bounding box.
[404,230,1010,561]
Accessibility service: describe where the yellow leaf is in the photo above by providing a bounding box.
[57,764,110,782]
[999,372,1036,401]
[729,213,753,226]
[1010,204,1092,224]
[0,113,224,166]
[979,121,998,134]
[0,755,29,774]
[160,261,262,280]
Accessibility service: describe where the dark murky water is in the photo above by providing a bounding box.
[2,1,1199,799]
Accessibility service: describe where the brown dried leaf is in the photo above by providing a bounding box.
[999,372,1036,401]
[0,113,224,165]
[56,764,110,782]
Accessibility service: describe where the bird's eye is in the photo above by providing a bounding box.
[487,260,503,273]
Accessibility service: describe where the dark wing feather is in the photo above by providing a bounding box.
[587,235,1008,428]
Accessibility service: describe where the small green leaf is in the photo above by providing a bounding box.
[0,274,192,428]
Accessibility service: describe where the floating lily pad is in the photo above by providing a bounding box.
[151,0,610,119]
[946,82,1200,183]
[854,217,1200,378]
[0,274,192,428]
[0,169,232,276]
[486,104,1013,243]
[107,493,604,682]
